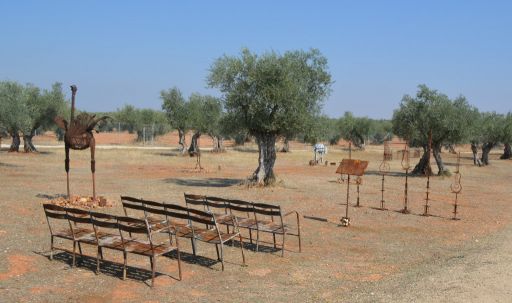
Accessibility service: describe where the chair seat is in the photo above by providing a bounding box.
[122,239,177,256]
[54,227,94,240]
[150,220,189,233]
[255,221,290,234]
[195,230,239,244]
[213,213,232,224]
[98,234,124,249]
[174,225,209,238]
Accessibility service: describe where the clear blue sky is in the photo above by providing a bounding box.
[1,1,511,119]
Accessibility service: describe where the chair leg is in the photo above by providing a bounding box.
[219,244,225,271]
[249,229,253,244]
[215,244,220,261]
[96,247,101,274]
[122,251,127,280]
[273,233,277,249]
[177,248,182,281]
[50,236,54,260]
[72,241,77,267]
[298,233,302,253]
[238,233,246,266]
[281,233,286,257]
[190,238,196,256]
[150,256,156,288]
[78,242,83,265]
[99,247,104,260]
[256,230,260,252]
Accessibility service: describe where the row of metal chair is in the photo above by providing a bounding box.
[182,194,301,257]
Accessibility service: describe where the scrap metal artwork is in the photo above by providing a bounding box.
[384,140,392,160]
[336,159,369,226]
[451,152,462,220]
[400,141,411,214]
[54,85,109,200]
[378,149,391,210]
[423,131,433,216]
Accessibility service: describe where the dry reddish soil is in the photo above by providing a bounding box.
[0,141,511,302]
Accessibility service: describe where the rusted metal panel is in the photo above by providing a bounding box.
[335,159,369,176]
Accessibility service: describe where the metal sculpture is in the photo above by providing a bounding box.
[400,141,410,214]
[451,152,462,220]
[383,140,392,161]
[423,131,433,216]
[54,85,108,200]
[378,148,391,210]
[336,159,369,227]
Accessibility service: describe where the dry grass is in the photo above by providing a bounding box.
[0,145,510,302]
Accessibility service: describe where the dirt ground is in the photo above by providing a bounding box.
[0,142,510,302]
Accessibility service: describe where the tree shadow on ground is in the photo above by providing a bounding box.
[232,147,258,153]
[0,162,19,167]
[364,170,425,178]
[157,152,179,157]
[164,178,242,188]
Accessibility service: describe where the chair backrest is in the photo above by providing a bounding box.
[120,196,146,217]
[90,211,119,241]
[185,209,217,234]
[65,207,92,239]
[252,202,283,225]
[184,193,206,211]
[43,204,67,235]
[204,196,229,214]
[117,216,151,244]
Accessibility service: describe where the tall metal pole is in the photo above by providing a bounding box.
[451,152,462,220]
[423,130,433,216]
[400,141,410,214]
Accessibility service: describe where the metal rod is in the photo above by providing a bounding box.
[380,174,386,209]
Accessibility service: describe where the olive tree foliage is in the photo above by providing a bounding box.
[115,105,169,142]
[471,112,512,164]
[186,93,223,155]
[337,112,372,149]
[161,87,190,154]
[302,115,338,145]
[392,85,476,175]
[0,81,66,152]
[500,113,512,160]
[208,48,332,185]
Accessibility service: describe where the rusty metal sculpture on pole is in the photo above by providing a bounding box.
[336,159,368,227]
[54,85,109,200]
[451,152,462,220]
[399,141,411,214]
[378,148,391,210]
[423,130,433,216]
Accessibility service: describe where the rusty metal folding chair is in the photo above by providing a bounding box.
[185,209,246,271]
[43,204,91,262]
[117,216,181,287]
[65,207,97,267]
[252,203,301,257]
[121,196,165,227]
[89,212,124,274]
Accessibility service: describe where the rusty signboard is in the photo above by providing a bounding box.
[335,159,369,176]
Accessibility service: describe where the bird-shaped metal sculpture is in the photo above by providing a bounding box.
[54,85,109,200]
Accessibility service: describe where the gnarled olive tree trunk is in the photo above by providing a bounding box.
[500,143,511,160]
[188,131,201,156]
[249,134,277,186]
[471,142,481,166]
[279,137,290,153]
[211,136,225,153]
[412,145,433,176]
[177,128,187,154]
[23,131,38,152]
[432,145,447,175]
[481,142,495,165]
[9,132,20,152]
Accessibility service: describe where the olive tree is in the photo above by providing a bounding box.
[0,81,66,152]
[337,112,372,149]
[500,113,512,160]
[161,87,190,154]
[392,85,476,175]
[208,48,332,185]
[186,93,223,154]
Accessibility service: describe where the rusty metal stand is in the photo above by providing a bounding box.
[354,177,361,207]
[341,174,351,227]
[195,152,204,170]
[378,151,390,210]
[451,152,462,220]
[400,141,411,214]
[422,131,433,217]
